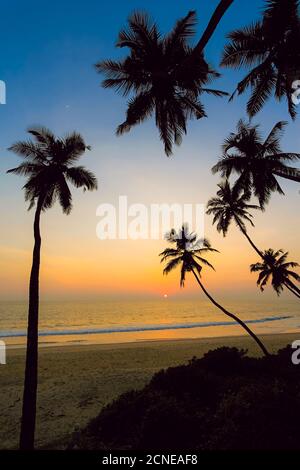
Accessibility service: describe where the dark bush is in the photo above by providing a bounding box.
[69,346,300,450]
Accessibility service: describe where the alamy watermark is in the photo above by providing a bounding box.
[0,80,6,104]
[291,340,300,365]
[96,196,205,240]
[291,80,300,105]
[0,340,6,365]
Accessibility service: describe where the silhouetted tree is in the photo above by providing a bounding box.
[221,0,300,118]
[159,225,269,356]
[212,120,300,208]
[251,249,300,298]
[8,127,98,450]
[207,181,300,300]
[207,180,263,257]
[96,1,234,155]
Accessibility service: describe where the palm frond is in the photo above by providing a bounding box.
[221,22,266,68]
[264,121,287,150]
[246,68,277,117]
[163,256,182,275]
[116,91,155,136]
[56,177,72,214]
[7,162,43,176]
[65,166,98,191]
[8,141,45,162]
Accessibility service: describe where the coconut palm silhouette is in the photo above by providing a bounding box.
[212,120,300,208]
[159,224,269,356]
[207,180,263,257]
[207,180,300,300]
[8,127,98,450]
[96,2,234,155]
[221,0,300,118]
[251,249,300,298]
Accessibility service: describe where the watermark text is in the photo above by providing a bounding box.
[96,196,204,240]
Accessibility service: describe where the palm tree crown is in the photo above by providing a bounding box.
[221,0,300,118]
[7,127,98,212]
[206,180,260,236]
[212,120,300,208]
[96,11,227,156]
[159,225,217,286]
[250,248,300,296]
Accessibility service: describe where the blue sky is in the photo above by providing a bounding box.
[0,0,299,300]
[0,0,278,146]
[0,0,297,152]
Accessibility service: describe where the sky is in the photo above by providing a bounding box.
[0,0,299,301]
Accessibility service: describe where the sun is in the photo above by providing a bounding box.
[163,294,168,299]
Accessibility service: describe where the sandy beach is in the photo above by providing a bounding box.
[0,332,299,450]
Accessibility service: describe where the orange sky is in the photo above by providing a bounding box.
[1,140,299,301]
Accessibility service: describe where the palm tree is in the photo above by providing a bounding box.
[221,0,300,118]
[207,181,300,300]
[96,1,234,156]
[251,249,300,298]
[206,180,263,258]
[159,225,269,356]
[212,120,300,208]
[8,127,98,450]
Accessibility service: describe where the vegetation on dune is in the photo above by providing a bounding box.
[69,346,300,450]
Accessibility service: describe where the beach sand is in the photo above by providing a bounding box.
[0,332,299,449]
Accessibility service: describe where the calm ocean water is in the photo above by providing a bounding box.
[0,299,299,347]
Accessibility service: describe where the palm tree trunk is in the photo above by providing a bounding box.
[235,219,264,258]
[193,0,234,53]
[284,281,300,299]
[191,269,269,356]
[19,197,43,450]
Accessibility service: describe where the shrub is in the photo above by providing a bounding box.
[69,346,300,450]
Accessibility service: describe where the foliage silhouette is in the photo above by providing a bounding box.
[212,120,300,208]
[251,249,300,298]
[96,2,234,155]
[69,346,300,450]
[222,0,300,118]
[207,181,300,299]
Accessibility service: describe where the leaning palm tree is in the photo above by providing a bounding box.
[159,224,269,356]
[221,0,300,118]
[251,249,300,298]
[8,127,98,450]
[212,120,300,208]
[207,181,300,300]
[206,180,263,258]
[96,2,234,156]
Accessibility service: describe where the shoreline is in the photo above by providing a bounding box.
[5,329,300,351]
[1,314,291,338]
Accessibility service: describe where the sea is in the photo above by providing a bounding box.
[0,298,299,348]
